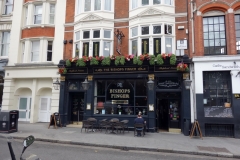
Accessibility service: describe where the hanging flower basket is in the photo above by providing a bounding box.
[177,62,189,72]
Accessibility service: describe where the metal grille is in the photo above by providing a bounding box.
[205,124,234,137]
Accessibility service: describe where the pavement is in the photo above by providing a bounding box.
[1,122,240,159]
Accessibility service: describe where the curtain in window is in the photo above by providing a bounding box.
[31,41,40,61]
[1,32,10,56]
[103,41,110,57]
[132,0,138,9]
[49,5,55,24]
[132,40,138,56]
[165,38,172,53]
[85,0,91,11]
[77,0,82,14]
[104,0,111,11]
[94,0,101,10]
[165,0,172,5]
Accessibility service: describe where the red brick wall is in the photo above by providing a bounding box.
[22,27,55,39]
[63,0,75,60]
[24,0,33,3]
[114,0,129,19]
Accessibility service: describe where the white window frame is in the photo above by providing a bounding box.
[4,0,13,15]
[34,4,42,24]
[153,24,162,34]
[132,0,138,9]
[47,41,53,61]
[131,39,138,56]
[22,42,25,63]
[131,27,138,37]
[74,29,113,57]
[77,0,112,14]
[25,6,28,25]
[31,41,40,62]
[74,31,80,57]
[104,0,111,11]
[142,0,149,6]
[49,4,55,24]
[165,24,173,35]
[164,0,173,5]
[165,37,173,53]
[0,31,10,57]
[103,41,111,57]
[84,0,91,12]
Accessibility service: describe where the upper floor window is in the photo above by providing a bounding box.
[0,31,10,56]
[34,5,42,24]
[130,24,174,55]
[77,0,112,14]
[47,41,53,61]
[4,0,13,15]
[49,4,55,24]
[235,15,240,54]
[74,29,112,57]
[203,16,226,55]
[31,41,40,61]
[131,0,173,9]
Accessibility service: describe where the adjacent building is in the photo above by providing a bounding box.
[1,0,66,123]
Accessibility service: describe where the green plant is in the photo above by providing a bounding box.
[63,68,67,74]
[149,55,155,65]
[133,55,144,65]
[66,59,71,67]
[90,57,99,65]
[170,54,177,65]
[119,56,125,65]
[76,58,86,67]
[115,56,125,66]
[156,54,164,65]
[101,57,111,66]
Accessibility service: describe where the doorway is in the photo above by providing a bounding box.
[18,97,31,121]
[69,93,84,124]
[156,92,181,132]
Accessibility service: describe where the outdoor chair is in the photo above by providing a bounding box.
[113,121,125,134]
[98,119,107,131]
[87,117,98,131]
[81,120,92,133]
[110,118,119,122]
[121,120,129,133]
[100,120,112,133]
[134,123,144,137]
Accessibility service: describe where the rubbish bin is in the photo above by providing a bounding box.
[0,110,19,133]
[183,118,190,136]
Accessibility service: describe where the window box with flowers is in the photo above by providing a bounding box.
[177,62,189,72]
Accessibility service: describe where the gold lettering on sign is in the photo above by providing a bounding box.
[111,94,130,98]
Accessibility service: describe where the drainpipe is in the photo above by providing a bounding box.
[190,0,195,54]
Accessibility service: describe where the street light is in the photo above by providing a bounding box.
[81,78,90,91]
[184,79,192,90]
[53,78,60,90]
[147,78,154,90]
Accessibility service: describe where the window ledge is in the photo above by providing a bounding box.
[0,13,13,17]
[22,24,55,30]
[15,62,54,66]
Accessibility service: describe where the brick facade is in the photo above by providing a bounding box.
[22,27,55,39]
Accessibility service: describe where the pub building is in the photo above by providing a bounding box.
[56,56,192,134]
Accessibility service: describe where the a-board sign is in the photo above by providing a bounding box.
[48,112,62,129]
[190,120,203,139]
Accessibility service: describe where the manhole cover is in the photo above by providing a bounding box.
[197,146,230,153]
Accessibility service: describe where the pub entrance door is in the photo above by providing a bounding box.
[156,92,181,133]
[69,93,84,124]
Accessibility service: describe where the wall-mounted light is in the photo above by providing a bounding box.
[63,40,67,44]
[81,78,90,91]
[69,40,73,43]
[184,79,192,90]
[53,78,60,90]
[147,78,154,90]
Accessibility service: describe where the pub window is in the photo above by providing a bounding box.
[153,25,161,34]
[103,41,110,57]
[82,42,89,56]
[154,38,161,56]
[165,24,172,34]
[93,41,100,57]
[142,0,149,6]
[142,26,149,35]
[93,30,100,38]
[203,16,226,55]
[132,39,138,56]
[235,14,240,54]
[94,79,147,116]
[83,31,90,39]
[142,39,149,54]
[203,71,233,118]
[165,37,172,53]
[131,27,138,37]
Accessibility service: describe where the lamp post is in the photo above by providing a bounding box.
[53,78,60,90]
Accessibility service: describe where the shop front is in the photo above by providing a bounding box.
[193,56,240,138]
[57,60,191,133]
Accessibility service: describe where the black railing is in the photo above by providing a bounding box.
[205,124,234,137]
